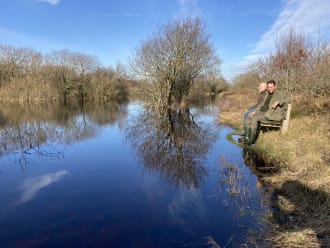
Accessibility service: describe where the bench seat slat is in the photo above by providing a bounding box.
[260,123,281,127]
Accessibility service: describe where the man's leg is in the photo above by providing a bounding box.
[250,112,268,128]
[241,111,249,136]
[242,107,256,136]
[247,112,267,145]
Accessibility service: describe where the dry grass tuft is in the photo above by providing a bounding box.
[260,115,330,185]
[273,229,320,248]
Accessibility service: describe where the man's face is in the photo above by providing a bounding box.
[267,83,276,93]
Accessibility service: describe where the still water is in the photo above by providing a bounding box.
[0,102,269,247]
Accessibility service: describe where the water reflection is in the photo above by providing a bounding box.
[168,188,206,226]
[0,102,128,165]
[124,107,219,189]
[15,170,70,206]
[0,103,272,247]
[217,155,263,216]
[214,154,271,247]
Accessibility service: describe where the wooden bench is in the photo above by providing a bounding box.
[259,103,292,134]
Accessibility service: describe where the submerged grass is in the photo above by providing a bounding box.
[217,91,330,247]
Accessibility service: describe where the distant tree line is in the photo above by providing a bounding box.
[0,17,229,107]
[0,46,131,104]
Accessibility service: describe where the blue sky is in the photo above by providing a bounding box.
[1,0,330,81]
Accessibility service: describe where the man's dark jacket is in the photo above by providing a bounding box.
[255,90,291,121]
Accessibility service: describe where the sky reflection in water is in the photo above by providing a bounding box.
[0,102,269,247]
[15,170,70,206]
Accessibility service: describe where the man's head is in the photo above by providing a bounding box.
[258,82,267,93]
[266,80,276,94]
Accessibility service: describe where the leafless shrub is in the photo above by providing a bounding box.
[250,28,329,98]
[131,17,220,108]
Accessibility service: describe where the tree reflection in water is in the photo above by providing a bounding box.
[0,102,128,166]
[124,106,218,189]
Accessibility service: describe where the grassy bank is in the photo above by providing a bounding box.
[217,91,330,247]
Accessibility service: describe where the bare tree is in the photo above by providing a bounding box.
[45,50,99,104]
[250,28,330,98]
[89,66,128,102]
[115,61,128,80]
[0,45,42,83]
[271,28,310,93]
[308,42,330,97]
[70,52,100,105]
[131,17,220,108]
[44,49,77,104]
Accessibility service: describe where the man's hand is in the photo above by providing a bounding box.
[272,101,279,109]
[249,111,256,117]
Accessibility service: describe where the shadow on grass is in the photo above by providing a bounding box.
[242,149,329,247]
[271,180,330,248]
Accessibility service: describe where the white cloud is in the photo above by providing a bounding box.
[178,0,201,17]
[223,0,330,81]
[168,188,206,226]
[246,0,330,65]
[15,170,70,205]
[37,0,61,5]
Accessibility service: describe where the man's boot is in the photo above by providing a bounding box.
[244,126,252,144]
[247,128,258,145]
[242,125,248,136]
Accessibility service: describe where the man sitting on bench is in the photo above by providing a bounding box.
[245,80,291,145]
